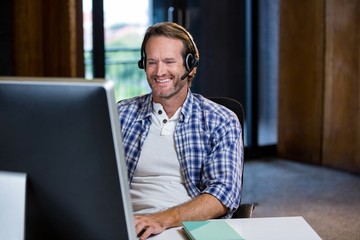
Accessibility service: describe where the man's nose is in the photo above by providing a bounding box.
[155,62,166,76]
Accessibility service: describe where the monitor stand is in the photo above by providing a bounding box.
[0,171,27,240]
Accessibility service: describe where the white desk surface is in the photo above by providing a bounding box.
[150,216,322,240]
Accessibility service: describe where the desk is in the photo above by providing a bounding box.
[151,216,322,240]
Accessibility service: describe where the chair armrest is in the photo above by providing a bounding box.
[232,203,256,218]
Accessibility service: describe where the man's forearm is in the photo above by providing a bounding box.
[158,193,227,227]
[134,193,227,239]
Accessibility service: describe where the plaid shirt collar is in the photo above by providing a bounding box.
[137,88,195,124]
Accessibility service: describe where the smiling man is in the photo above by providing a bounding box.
[117,22,243,240]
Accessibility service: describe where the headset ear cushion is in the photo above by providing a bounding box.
[138,59,144,69]
[185,54,194,71]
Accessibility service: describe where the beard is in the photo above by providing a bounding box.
[148,74,188,100]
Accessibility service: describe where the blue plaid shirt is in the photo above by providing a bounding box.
[117,90,243,217]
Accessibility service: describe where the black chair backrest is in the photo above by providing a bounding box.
[207,97,244,140]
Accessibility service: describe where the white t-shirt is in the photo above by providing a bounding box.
[130,102,192,214]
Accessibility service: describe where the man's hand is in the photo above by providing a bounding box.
[134,212,172,240]
[134,193,227,240]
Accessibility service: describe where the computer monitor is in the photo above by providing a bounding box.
[0,77,137,240]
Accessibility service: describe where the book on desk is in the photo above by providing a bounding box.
[182,220,244,240]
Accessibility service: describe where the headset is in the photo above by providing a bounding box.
[138,24,199,80]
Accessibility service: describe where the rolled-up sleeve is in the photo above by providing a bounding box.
[202,114,243,217]
[175,94,243,218]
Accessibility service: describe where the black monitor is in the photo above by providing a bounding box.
[0,77,137,240]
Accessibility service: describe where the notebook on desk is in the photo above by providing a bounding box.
[182,220,244,240]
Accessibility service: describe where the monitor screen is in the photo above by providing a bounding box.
[0,77,137,240]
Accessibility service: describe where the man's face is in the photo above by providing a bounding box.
[145,36,188,102]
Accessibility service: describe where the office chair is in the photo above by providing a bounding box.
[207,97,255,218]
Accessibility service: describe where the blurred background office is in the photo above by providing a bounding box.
[1,0,358,172]
[0,1,359,239]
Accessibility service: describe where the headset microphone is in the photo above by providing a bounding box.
[181,72,190,80]
[181,64,196,80]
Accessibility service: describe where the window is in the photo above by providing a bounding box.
[257,0,279,145]
[83,0,151,101]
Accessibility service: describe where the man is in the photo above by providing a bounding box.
[117,22,243,240]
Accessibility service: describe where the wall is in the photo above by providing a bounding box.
[322,0,360,172]
[196,0,247,106]
[278,0,360,174]
[11,0,84,77]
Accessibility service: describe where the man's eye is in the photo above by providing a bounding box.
[147,61,156,66]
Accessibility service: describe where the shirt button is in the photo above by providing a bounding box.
[158,110,162,115]
[163,119,167,124]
